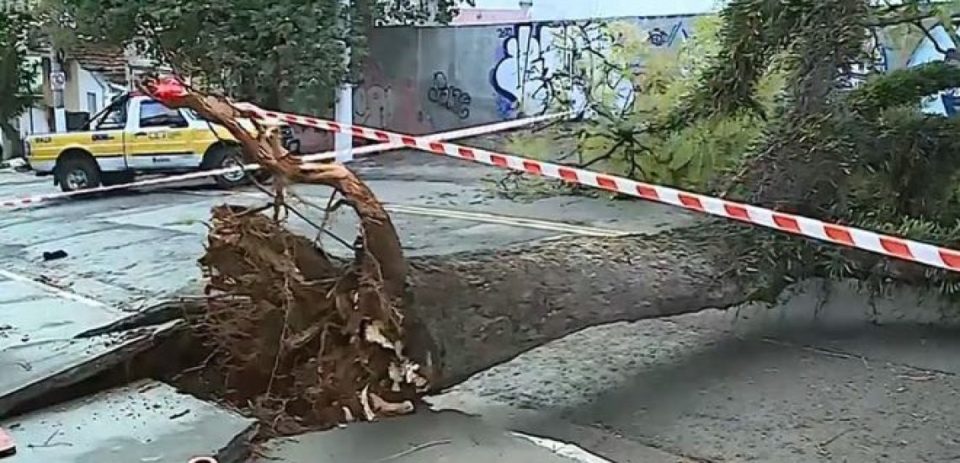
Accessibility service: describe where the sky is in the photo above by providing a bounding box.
[469,0,725,20]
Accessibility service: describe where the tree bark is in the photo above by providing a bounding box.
[402,225,749,389]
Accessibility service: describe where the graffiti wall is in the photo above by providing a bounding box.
[356,15,960,136]
[356,15,698,134]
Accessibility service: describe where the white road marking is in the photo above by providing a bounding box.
[512,432,613,463]
[0,268,113,310]
[384,204,629,237]
[165,189,631,237]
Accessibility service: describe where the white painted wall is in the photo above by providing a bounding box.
[18,107,50,137]
[63,61,109,113]
[469,0,723,21]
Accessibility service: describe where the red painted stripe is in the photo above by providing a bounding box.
[20,198,32,204]
[328,122,341,132]
[724,203,750,221]
[677,193,704,211]
[264,112,279,118]
[879,237,914,259]
[457,147,476,159]
[558,167,579,182]
[304,117,321,126]
[596,175,618,191]
[490,154,509,167]
[772,214,801,233]
[374,131,390,142]
[402,136,417,147]
[523,160,542,175]
[939,249,960,269]
[429,142,445,153]
[823,225,855,246]
[283,115,299,124]
[635,185,659,200]
[351,127,365,137]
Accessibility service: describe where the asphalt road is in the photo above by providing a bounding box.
[2,151,960,462]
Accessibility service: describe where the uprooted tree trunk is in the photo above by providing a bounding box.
[137,76,750,434]
[405,227,748,388]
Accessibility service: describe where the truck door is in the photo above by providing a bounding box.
[86,101,128,171]
[125,98,199,170]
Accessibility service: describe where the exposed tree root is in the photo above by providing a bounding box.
[138,76,425,433]
[194,204,425,434]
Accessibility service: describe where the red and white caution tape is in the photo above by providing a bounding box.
[0,112,565,210]
[248,106,960,273]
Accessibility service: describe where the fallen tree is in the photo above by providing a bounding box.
[131,0,960,436]
[135,77,753,434]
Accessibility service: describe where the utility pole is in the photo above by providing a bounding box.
[49,47,66,133]
[334,0,354,161]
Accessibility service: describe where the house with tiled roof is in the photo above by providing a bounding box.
[20,43,159,136]
[46,44,158,125]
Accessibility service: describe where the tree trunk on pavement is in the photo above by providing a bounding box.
[399,224,748,389]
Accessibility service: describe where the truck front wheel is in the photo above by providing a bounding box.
[56,156,102,192]
[205,145,250,189]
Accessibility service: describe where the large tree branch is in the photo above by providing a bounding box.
[847,61,960,117]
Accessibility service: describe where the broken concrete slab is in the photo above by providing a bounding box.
[0,379,255,463]
[0,272,182,418]
[260,409,604,463]
[0,321,180,418]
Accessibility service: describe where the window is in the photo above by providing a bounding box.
[139,100,186,128]
[86,92,98,114]
[94,103,127,130]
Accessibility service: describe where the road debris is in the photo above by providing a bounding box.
[41,250,68,262]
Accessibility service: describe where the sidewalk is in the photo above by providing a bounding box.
[2,380,253,463]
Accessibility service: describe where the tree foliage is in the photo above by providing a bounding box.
[684,0,960,302]
[505,16,785,190]
[509,0,960,303]
[0,6,41,159]
[48,0,472,113]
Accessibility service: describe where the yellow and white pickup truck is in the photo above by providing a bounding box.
[24,93,280,192]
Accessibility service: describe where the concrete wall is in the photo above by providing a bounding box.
[356,15,698,134]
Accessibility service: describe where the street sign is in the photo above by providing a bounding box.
[49,71,66,91]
